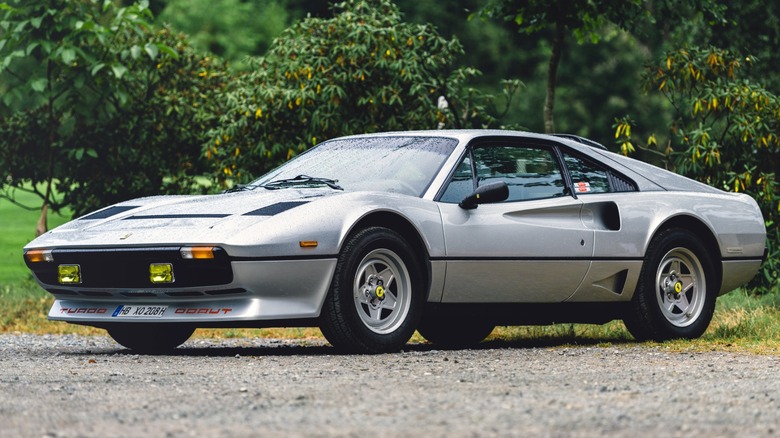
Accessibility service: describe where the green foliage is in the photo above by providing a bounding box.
[477,0,647,134]
[615,47,779,292]
[157,0,290,67]
[706,2,780,93]
[206,0,508,186]
[0,0,163,215]
[478,0,644,43]
[0,0,228,217]
[57,27,230,216]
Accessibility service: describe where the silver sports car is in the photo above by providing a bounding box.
[23,130,767,353]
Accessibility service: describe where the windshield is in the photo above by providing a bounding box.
[251,136,458,197]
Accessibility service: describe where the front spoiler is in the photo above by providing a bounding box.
[49,297,323,323]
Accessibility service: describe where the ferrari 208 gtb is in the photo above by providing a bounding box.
[24,130,767,353]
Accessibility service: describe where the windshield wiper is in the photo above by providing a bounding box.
[222,183,256,193]
[262,175,343,191]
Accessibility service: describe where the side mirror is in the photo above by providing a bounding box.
[458,182,509,209]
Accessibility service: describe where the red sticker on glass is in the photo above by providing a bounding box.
[574,182,591,193]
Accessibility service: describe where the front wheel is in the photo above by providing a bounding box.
[319,227,424,353]
[106,324,195,353]
[623,228,716,341]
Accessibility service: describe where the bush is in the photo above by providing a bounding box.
[0,1,228,218]
[205,0,504,186]
[58,27,230,216]
[615,47,779,293]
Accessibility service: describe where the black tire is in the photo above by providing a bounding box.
[418,312,494,349]
[319,227,425,354]
[623,228,717,341]
[106,324,195,353]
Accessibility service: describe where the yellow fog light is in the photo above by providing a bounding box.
[58,265,81,284]
[150,263,174,283]
[180,246,215,259]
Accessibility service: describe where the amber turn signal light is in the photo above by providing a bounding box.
[25,249,53,263]
[180,246,215,259]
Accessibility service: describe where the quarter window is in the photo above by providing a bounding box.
[563,153,611,194]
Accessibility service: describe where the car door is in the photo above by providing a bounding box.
[558,150,644,301]
[436,140,594,303]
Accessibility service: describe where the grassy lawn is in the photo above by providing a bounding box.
[0,189,72,285]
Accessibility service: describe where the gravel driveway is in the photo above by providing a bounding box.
[1,333,778,437]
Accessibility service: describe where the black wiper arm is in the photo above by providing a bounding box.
[262,175,343,191]
[222,184,256,193]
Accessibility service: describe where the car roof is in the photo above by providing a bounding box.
[335,129,610,151]
[334,130,724,195]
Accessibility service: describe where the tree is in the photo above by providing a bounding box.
[478,0,645,133]
[55,27,230,217]
[615,47,779,292]
[206,0,515,186]
[709,1,780,93]
[0,1,229,223]
[0,0,163,231]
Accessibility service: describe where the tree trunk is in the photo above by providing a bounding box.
[544,20,565,134]
[37,58,56,237]
[35,203,48,237]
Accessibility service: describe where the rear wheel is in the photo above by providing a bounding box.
[623,228,716,341]
[320,227,424,353]
[106,324,194,353]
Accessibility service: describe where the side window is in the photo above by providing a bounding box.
[563,153,611,194]
[439,144,567,203]
[473,146,565,201]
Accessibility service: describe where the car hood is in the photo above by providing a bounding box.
[27,188,337,248]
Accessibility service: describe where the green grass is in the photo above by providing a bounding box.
[0,189,72,285]
[487,291,780,354]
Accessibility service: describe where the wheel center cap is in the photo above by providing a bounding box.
[374,285,385,300]
[673,281,683,295]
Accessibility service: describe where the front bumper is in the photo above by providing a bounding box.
[42,258,337,324]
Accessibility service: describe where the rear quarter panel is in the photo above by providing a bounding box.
[589,192,765,260]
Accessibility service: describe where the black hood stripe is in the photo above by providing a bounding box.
[82,201,311,221]
[124,214,230,220]
[244,201,310,216]
[81,205,140,220]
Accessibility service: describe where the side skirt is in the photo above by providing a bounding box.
[422,302,628,325]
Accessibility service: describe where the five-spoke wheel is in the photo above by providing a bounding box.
[320,227,424,353]
[624,228,716,341]
[655,247,707,328]
[353,248,412,335]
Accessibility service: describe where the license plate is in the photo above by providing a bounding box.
[112,305,168,318]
